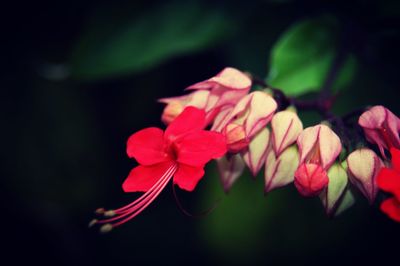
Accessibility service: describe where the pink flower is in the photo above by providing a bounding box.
[213,91,277,152]
[347,148,383,204]
[358,105,400,157]
[160,67,251,125]
[294,124,342,197]
[93,107,226,231]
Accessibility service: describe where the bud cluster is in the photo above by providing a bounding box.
[159,67,400,220]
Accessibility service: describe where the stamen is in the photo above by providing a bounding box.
[88,219,98,227]
[104,210,116,217]
[100,224,113,233]
[92,163,178,231]
[95,208,105,214]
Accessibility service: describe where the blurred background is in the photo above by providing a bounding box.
[2,0,400,265]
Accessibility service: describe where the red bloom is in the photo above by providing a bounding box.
[93,107,227,231]
[377,147,400,222]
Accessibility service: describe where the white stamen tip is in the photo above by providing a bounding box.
[95,208,105,214]
[104,210,116,217]
[100,224,113,233]
[88,219,98,228]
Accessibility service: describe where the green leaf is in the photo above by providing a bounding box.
[267,16,357,96]
[69,2,234,80]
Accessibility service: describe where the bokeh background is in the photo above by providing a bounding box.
[2,0,400,265]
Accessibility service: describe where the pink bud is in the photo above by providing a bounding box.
[271,109,303,156]
[217,154,246,193]
[242,127,270,176]
[294,163,329,197]
[223,123,250,153]
[159,90,210,124]
[347,148,383,204]
[161,101,184,125]
[297,124,342,170]
[187,67,251,114]
[358,105,400,157]
[264,145,299,193]
[214,91,277,140]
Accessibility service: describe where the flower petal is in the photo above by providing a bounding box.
[264,145,299,193]
[244,91,277,137]
[318,125,342,169]
[176,130,227,167]
[159,90,210,125]
[165,106,206,141]
[377,167,400,199]
[380,197,400,223]
[271,110,303,156]
[297,126,319,165]
[122,162,173,192]
[126,127,169,165]
[358,105,386,129]
[347,148,382,204]
[390,147,400,173]
[242,127,270,176]
[321,163,348,216]
[186,68,251,113]
[173,164,205,191]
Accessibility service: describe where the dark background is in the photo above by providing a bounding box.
[2,0,400,265]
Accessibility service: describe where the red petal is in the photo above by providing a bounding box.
[176,130,227,167]
[173,164,205,191]
[377,168,400,198]
[380,197,400,222]
[126,127,169,165]
[122,162,173,192]
[165,107,206,141]
[390,147,400,173]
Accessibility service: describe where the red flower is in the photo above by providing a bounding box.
[377,147,400,222]
[93,107,227,231]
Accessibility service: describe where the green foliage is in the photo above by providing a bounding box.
[267,16,357,96]
[70,2,234,80]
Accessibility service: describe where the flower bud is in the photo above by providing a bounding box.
[264,145,299,193]
[159,90,210,124]
[214,91,277,146]
[161,101,184,124]
[187,67,251,116]
[271,109,303,156]
[347,148,383,204]
[320,163,353,217]
[217,154,245,193]
[242,127,270,176]
[297,124,342,170]
[294,163,329,197]
[223,123,250,153]
[358,105,400,157]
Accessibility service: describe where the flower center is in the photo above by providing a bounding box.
[169,143,179,161]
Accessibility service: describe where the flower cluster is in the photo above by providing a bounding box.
[92,67,400,231]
